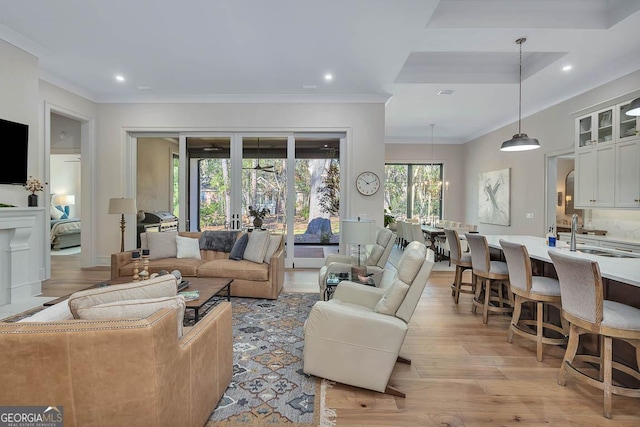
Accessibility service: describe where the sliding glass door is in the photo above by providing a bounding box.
[180,132,344,268]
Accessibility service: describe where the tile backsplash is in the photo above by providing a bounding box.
[590,210,640,241]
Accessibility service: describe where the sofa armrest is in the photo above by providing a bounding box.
[111,250,133,279]
[324,254,351,266]
[333,281,386,310]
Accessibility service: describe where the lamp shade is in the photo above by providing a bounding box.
[626,97,640,116]
[52,194,75,206]
[341,218,375,245]
[500,133,540,152]
[108,197,137,214]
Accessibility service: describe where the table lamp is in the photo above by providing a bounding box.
[341,217,374,277]
[52,194,75,216]
[108,197,137,252]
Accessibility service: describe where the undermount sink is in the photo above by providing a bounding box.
[577,248,640,258]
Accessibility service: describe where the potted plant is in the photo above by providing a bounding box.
[248,205,270,228]
[24,176,47,207]
[384,208,397,231]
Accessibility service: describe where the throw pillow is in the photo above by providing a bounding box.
[374,278,410,315]
[229,233,249,260]
[68,274,178,318]
[50,205,64,220]
[243,230,270,264]
[263,235,282,264]
[176,235,201,259]
[146,231,178,260]
[77,295,186,337]
[17,300,73,322]
[55,205,69,219]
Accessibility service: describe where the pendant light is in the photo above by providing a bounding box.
[627,97,640,116]
[500,37,540,152]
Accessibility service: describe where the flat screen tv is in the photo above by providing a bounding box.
[0,118,28,184]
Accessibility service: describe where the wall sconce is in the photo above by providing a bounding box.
[565,195,572,202]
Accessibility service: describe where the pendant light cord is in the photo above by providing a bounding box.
[516,37,526,135]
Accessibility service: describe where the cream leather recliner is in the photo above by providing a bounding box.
[318,226,395,300]
[304,242,435,396]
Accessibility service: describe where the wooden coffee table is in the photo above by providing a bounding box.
[182,277,232,322]
[43,276,233,324]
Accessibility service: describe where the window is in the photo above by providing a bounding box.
[385,163,443,222]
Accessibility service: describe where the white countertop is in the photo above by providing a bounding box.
[485,235,640,288]
[557,232,640,246]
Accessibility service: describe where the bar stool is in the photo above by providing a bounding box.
[549,251,640,419]
[445,228,475,304]
[465,233,512,324]
[500,240,567,361]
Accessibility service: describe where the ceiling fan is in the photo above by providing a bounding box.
[243,138,275,173]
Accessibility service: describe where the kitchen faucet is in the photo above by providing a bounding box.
[570,213,578,252]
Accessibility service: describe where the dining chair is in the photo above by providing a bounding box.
[549,251,640,419]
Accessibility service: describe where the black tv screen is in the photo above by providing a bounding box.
[0,118,28,184]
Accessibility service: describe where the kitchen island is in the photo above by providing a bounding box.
[484,235,640,287]
[484,234,640,386]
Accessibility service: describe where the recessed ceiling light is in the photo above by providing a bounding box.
[115,75,125,82]
[324,73,333,82]
[437,89,455,95]
[562,65,572,72]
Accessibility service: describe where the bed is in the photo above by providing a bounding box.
[50,218,81,250]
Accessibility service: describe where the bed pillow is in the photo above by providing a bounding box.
[55,205,69,219]
[50,205,64,220]
[146,231,178,260]
[77,295,186,337]
[243,230,270,264]
[229,233,249,260]
[176,235,201,259]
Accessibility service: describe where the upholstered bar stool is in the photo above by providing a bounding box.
[549,251,640,419]
[465,233,512,324]
[500,240,567,361]
[445,228,475,304]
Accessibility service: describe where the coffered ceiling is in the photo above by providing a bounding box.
[1,0,639,144]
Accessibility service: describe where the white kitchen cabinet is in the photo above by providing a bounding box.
[616,99,640,143]
[575,106,615,150]
[615,139,640,207]
[575,144,615,208]
[600,241,640,254]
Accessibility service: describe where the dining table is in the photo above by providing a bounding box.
[420,225,445,260]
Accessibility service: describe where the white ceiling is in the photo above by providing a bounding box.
[1,0,640,144]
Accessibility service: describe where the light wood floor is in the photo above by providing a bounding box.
[46,255,640,426]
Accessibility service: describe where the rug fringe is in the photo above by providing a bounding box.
[319,379,337,427]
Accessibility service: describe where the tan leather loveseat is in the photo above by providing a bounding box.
[0,300,232,427]
[111,231,284,299]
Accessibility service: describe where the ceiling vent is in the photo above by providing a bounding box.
[437,90,455,95]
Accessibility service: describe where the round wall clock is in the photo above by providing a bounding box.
[356,171,380,196]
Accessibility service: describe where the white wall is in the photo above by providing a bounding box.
[463,70,640,237]
[0,39,39,206]
[95,102,385,263]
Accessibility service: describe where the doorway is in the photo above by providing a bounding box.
[545,148,582,234]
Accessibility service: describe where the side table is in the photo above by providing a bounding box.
[325,272,350,300]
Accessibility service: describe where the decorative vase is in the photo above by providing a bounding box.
[253,217,263,228]
[28,194,38,207]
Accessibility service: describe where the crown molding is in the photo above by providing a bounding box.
[39,71,99,102]
[96,93,391,104]
[0,24,52,58]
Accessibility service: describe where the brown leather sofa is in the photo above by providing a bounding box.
[111,231,285,299]
[0,302,233,427]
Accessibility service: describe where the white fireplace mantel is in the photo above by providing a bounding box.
[0,207,46,307]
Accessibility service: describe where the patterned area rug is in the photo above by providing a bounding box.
[206,293,336,427]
